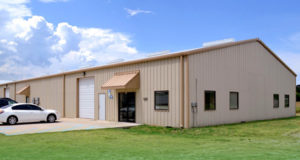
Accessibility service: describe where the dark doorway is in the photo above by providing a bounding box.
[118,92,136,123]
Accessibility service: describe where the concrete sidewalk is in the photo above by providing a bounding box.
[0,118,140,136]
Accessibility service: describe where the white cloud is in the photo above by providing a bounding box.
[39,0,69,3]
[0,1,140,82]
[0,0,31,28]
[125,8,152,16]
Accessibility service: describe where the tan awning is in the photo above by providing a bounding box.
[17,85,30,96]
[101,71,140,90]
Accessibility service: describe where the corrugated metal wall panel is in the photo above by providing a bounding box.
[0,84,16,100]
[189,41,296,127]
[16,83,27,103]
[65,73,82,118]
[0,86,4,97]
[7,84,15,100]
[63,57,181,127]
[15,76,64,114]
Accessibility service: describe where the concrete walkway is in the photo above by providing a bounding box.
[0,118,140,136]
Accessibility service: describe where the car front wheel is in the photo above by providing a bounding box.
[47,114,56,123]
[7,116,17,125]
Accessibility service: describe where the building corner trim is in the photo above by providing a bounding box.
[180,56,184,128]
[14,83,16,100]
[62,74,66,118]
[184,56,190,128]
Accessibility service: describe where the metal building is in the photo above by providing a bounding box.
[0,38,296,128]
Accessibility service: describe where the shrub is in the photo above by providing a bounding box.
[297,92,300,102]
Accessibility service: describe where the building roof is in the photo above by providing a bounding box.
[0,38,296,86]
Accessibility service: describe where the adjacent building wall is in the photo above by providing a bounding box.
[0,86,3,97]
[0,84,16,100]
[188,41,296,127]
[15,76,64,114]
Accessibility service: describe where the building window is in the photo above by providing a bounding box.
[205,91,216,110]
[154,91,169,110]
[230,92,239,110]
[273,94,279,108]
[285,95,289,108]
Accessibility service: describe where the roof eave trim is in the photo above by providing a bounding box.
[0,38,296,86]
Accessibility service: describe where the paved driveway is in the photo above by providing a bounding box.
[0,118,140,136]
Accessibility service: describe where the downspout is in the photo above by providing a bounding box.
[180,56,184,128]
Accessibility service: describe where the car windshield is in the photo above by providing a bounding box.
[8,100,17,105]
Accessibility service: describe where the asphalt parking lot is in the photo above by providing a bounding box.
[0,118,140,136]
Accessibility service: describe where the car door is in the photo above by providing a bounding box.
[28,105,46,122]
[12,105,32,123]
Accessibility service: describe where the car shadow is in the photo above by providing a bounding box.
[0,121,62,126]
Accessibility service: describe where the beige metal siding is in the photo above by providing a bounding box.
[63,57,181,127]
[0,84,16,100]
[15,76,64,114]
[8,84,16,100]
[16,83,27,103]
[189,41,296,127]
[0,86,3,97]
[65,73,82,118]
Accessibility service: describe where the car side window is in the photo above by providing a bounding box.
[12,105,31,110]
[29,105,42,110]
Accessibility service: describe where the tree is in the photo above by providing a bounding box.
[297,85,300,102]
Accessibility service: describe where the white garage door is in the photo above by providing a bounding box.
[79,78,95,119]
[5,88,10,98]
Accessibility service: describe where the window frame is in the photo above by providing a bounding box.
[284,94,289,108]
[273,94,279,108]
[154,90,169,111]
[229,92,239,110]
[204,90,216,111]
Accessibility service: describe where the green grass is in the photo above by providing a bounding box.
[1,117,300,160]
[297,102,300,113]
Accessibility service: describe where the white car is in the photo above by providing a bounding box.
[0,103,60,125]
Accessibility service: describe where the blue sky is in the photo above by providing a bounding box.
[0,0,300,84]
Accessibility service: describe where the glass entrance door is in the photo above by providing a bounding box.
[118,92,136,123]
